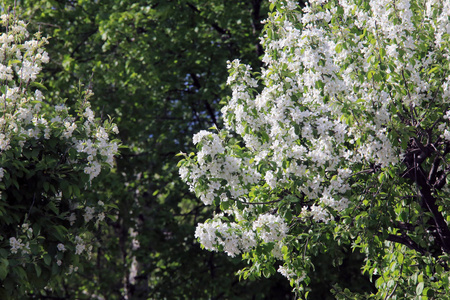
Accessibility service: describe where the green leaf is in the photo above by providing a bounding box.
[72,185,81,197]
[47,201,59,215]
[35,264,42,277]
[43,254,51,266]
[30,81,48,90]
[416,282,424,295]
[379,47,386,59]
[397,252,403,264]
[8,59,21,66]
[378,172,385,183]
[428,66,440,74]
[13,266,27,280]
[0,258,9,280]
[43,181,50,192]
[52,262,59,275]
[269,2,275,11]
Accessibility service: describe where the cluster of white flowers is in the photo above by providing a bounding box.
[180,0,450,291]
[181,130,260,205]
[252,214,288,243]
[0,14,119,183]
[195,218,257,257]
[194,213,288,257]
[65,264,79,275]
[8,223,34,255]
[75,243,85,255]
[83,206,95,222]
[1,14,118,274]
[67,212,77,226]
[278,265,306,286]
[182,0,450,226]
[74,235,93,257]
[9,237,29,254]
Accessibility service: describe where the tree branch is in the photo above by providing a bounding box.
[421,188,450,253]
[251,0,264,57]
[393,221,416,232]
[402,139,450,253]
[386,234,427,255]
[186,2,229,36]
[190,73,217,125]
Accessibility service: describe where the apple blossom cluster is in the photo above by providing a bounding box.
[195,213,288,257]
[8,222,95,269]
[252,214,288,243]
[277,265,306,287]
[9,237,30,255]
[195,219,256,257]
[180,0,450,292]
[180,129,261,206]
[0,14,119,183]
[1,14,119,274]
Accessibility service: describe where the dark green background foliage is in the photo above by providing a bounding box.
[3,0,373,298]
[8,0,292,298]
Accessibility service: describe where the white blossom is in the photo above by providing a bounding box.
[9,237,24,254]
[83,206,95,222]
[75,243,85,255]
[253,214,288,243]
